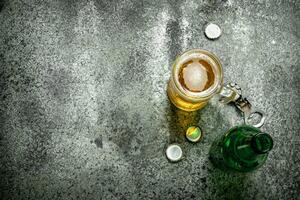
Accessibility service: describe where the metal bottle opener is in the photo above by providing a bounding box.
[219,83,266,128]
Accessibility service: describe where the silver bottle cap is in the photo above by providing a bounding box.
[205,23,222,39]
[166,144,183,162]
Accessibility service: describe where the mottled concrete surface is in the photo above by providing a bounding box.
[0,0,299,199]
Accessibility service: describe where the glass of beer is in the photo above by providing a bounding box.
[167,49,223,111]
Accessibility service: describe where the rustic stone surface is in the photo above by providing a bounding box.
[0,0,299,199]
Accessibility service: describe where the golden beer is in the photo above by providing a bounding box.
[167,49,223,111]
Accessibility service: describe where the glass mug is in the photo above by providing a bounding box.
[167,49,223,111]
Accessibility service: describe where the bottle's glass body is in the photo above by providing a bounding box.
[209,125,273,172]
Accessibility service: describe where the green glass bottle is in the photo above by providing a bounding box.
[209,125,273,172]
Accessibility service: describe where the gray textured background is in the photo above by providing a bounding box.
[0,0,299,199]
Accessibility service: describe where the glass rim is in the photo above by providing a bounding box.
[172,49,223,100]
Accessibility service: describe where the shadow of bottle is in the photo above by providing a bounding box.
[164,96,249,199]
[0,1,4,12]
[204,105,249,200]
[206,164,249,199]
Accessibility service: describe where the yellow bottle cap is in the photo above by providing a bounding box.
[186,126,203,142]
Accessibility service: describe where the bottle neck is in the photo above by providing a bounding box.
[229,128,273,161]
[251,133,273,154]
[220,125,273,171]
